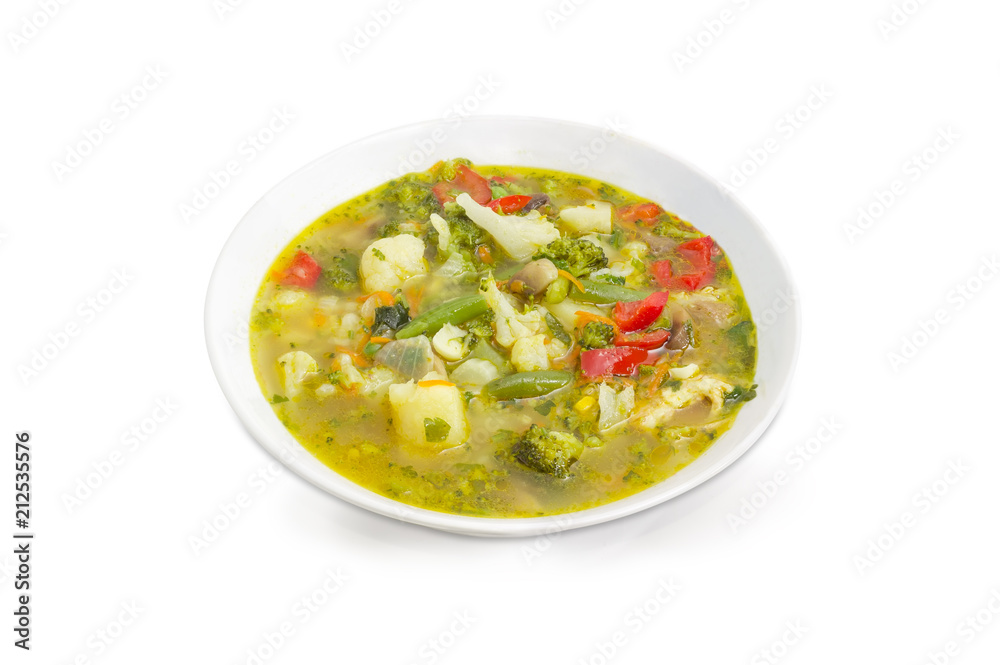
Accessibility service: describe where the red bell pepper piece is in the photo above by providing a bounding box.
[580,347,649,377]
[432,165,492,206]
[615,328,670,350]
[613,291,669,333]
[677,236,714,266]
[488,195,532,214]
[275,250,322,289]
[618,202,662,223]
[651,236,717,291]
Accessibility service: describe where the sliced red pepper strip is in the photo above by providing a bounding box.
[275,250,322,289]
[580,347,649,377]
[487,195,533,214]
[615,328,670,350]
[432,164,492,206]
[618,202,662,224]
[613,291,669,333]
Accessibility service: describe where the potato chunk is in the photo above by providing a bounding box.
[388,378,469,450]
[559,201,612,234]
[360,235,428,293]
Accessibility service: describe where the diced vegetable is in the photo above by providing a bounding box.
[371,301,411,336]
[569,279,651,304]
[533,237,608,278]
[429,213,451,251]
[613,291,669,333]
[395,294,488,339]
[450,358,501,387]
[652,236,717,291]
[482,279,545,348]
[456,193,561,261]
[488,195,533,214]
[432,164,492,206]
[275,250,322,289]
[360,235,428,293]
[615,328,670,349]
[579,321,616,350]
[559,201,613,234]
[322,252,360,292]
[276,350,318,398]
[388,377,469,449]
[669,363,699,380]
[512,425,584,478]
[374,337,437,380]
[580,347,648,377]
[484,370,573,400]
[431,323,469,361]
[618,202,662,223]
[510,334,551,372]
[598,383,635,430]
[509,259,559,297]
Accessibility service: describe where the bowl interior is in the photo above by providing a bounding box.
[205,116,799,537]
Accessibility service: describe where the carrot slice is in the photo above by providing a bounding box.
[357,291,394,306]
[417,379,456,388]
[368,336,392,344]
[558,269,585,293]
[335,346,370,368]
[575,310,619,332]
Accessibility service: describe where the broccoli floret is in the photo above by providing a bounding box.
[386,176,438,221]
[650,213,702,240]
[434,158,473,182]
[464,309,495,339]
[533,237,608,277]
[372,302,411,336]
[322,253,360,292]
[444,213,487,251]
[578,321,615,349]
[512,425,584,478]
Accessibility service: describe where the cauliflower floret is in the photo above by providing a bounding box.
[456,193,560,260]
[332,353,364,388]
[429,213,451,252]
[360,235,428,293]
[511,334,551,372]
[560,201,612,234]
[546,337,569,360]
[639,375,734,428]
[388,375,470,450]
[482,279,545,348]
[432,323,468,361]
[598,383,635,431]
[621,240,650,261]
[450,359,500,387]
[276,351,318,399]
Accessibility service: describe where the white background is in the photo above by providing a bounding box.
[4,0,1000,663]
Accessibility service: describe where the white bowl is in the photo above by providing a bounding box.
[205,116,800,537]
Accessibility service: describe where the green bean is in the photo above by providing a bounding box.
[395,294,488,339]
[485,371,573,400]
[569,279,650,304]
